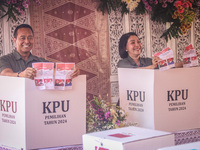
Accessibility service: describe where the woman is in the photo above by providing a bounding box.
[117,32,159,69]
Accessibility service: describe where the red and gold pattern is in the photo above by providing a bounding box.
[30,0,110,101]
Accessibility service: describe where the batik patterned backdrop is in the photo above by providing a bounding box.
[29,0,111,101]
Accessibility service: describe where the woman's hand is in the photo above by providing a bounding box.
[152,56,160,69]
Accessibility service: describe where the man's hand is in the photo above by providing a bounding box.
[196,50,200,57]
[71,67,80,78]
[0,67,36,80]
[19,67,36,80]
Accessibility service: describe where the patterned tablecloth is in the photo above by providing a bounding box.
[174,128,200,145]
[39,145,83,150]
[39,128,200,150]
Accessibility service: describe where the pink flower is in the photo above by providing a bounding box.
[104,111,110,119]
[174,0,182,8]
[154,0,158,4]
[17,7,24,15]
[188,1,192,8]
[7,0,11,4]
[26,0,30,5]
[162,3,167,7]
[144,2,151,10]
[12,0,17,4]
[148,5,152,11]
[22,2,29,8]
[177,6,184,13]
[36,1,41,6]
[182,2,189,8]
[142,0,149,5]
[35,0,41,3]
[98,116,104,120]
[149,0,153,4]
[23,4,29,8]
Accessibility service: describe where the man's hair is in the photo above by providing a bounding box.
[13,24,34,38]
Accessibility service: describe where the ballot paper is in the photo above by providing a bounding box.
[153,47,175,71]
[32,62,54,90]
[55,63,75,90]
[183,44,198,68]
[32,62,75,90]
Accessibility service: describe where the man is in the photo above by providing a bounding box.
[0,24,79,79]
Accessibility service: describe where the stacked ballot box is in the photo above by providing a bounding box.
[118,67,200,132]
[0,75,86,150]
[82,126,175,150]
[158,141,200,150]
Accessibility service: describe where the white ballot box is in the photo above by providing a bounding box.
[0,75,86,150]
[158,141,200,150]
[118,67,200,132]
[82,126,175,150]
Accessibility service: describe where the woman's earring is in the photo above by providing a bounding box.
[126,50,128,52]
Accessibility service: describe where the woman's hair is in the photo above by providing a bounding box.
[118,32,138,58]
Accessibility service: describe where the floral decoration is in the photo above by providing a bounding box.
[0,0,41,21]
[87,96,132,133]
[97,0,200,41]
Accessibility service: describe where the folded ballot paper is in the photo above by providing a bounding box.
[183,44,198,68]
[32,62,54,90]
[55,63,75,90]
[153,47,175,71]
[32,62,75,90]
